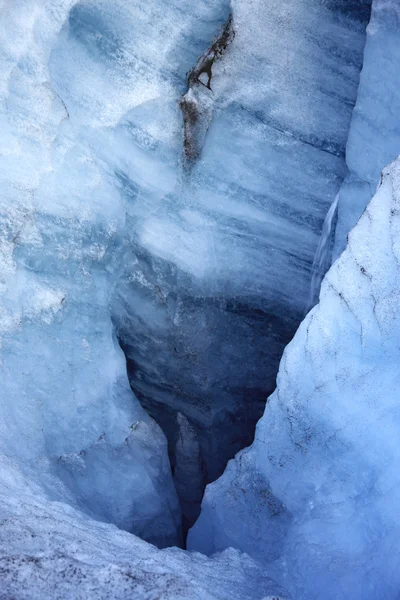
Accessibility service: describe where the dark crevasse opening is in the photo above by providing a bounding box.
[116,251,300,535]
[112,0,372,542]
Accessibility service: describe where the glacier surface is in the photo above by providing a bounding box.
[189,155,400,599]
[0,458,285,600]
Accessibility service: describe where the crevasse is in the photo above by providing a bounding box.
[112,0,370,531]
[1,1,400,599]
[189,3,400,600]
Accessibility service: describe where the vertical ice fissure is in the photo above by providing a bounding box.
[111,0,372,546]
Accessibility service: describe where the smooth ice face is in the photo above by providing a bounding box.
[0,0,180,547]
[112,0,371,528]
[189,156,400,599]
[334,0,400,256]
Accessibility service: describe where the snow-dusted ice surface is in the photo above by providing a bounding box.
[0,458,286,600]
[335,0,400,256]
[189,156,400,599]
[0,0,181,547]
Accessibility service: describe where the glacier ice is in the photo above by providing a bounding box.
[112,0,371,528]
[307,192,339,310]
[334,0,400,256]
[0,0,181,547]
[189,155,400,599]
[0,457,285,599]
[0,0,395,598]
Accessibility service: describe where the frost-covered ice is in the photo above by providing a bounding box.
[189,155,400,599]
[0,0,181,547]
[334,0,400,256]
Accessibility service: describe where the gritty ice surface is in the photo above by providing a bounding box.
[189,155,400,599]
[0,458,285,600]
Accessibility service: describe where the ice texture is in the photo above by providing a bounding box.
[112,0,371,527]
[189,155,400,599]
[0,458,286,600]
[0,0,181,547]
[0,0,387,597]
[334,0,400,256]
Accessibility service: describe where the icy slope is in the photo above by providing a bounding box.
[0,459,285,600]
[0,0,180,547]
[189,155,400,599]
[335,0,400,255]
[112,0,371,527]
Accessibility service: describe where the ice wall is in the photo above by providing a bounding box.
[112,0,371,528]
[0,0,180,547]
[335,0,400,256]
[189,155,400,599]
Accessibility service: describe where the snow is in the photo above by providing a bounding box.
[189,155,400,599]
